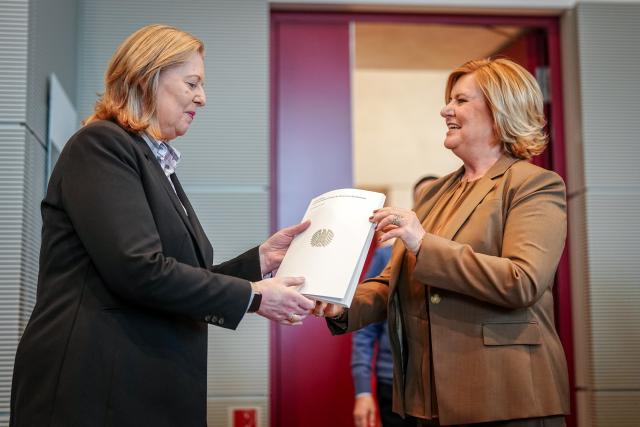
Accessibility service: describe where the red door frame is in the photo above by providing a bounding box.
[271,10,573,427]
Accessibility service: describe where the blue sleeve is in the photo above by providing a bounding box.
[350,246,392,394]
[351,321,384,395]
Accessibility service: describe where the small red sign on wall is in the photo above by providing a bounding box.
[230,407,258,427]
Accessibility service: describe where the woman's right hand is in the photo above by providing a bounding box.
[371,207,425,254]
[252,277,315,325]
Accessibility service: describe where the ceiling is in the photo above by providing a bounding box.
[354,22,524,70]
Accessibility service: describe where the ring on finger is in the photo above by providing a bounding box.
[287,313,298,323]
[390,215,402,227]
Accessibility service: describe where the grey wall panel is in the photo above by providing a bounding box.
[187,192,269,263]
[77,0,269,187]
[579,3,640,190]
[587,194,640,390]
[0,3,29,423]
[0,1,28,123]
[207,315,269,397]
[593,391,640,427]
[0,128,44,424]
[0,126,26,419]
[25,0,78,142]
[19,131,45,331]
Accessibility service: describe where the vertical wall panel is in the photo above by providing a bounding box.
[0,2,29,425]
[26,0,78,143]
[586,196,640,388]
[77,2,270,425]
[19,131,45,331]
[574,3,640,425]
[0,127,26,425]
[579,4,640,189]
[0,0,28,123]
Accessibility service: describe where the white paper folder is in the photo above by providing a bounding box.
[275,188,386,307]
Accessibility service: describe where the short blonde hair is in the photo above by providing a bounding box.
[445,58,547,160]
[84,24,204,140]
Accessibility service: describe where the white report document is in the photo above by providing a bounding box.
[275,189,386,307]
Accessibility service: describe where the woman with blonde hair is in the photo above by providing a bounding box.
[321,58,570,426]
[10,24,314,426]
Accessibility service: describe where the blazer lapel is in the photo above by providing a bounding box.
[439,154,519,241]
[135,135,208,267]
[170,174,212,266]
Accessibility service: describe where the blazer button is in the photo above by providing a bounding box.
[430,293,441,304]
[218,317,224,325]
[204,315,212,322]
[210,316,218,324]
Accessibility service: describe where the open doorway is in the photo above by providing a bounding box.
[353,22,537,208]
[271,12,571,427]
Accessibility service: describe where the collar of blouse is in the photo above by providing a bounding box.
[140,132,181,177]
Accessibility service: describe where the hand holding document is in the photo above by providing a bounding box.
[275,189,386,307]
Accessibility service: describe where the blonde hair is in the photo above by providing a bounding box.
[445,58,547,160]
[84,24,204,140]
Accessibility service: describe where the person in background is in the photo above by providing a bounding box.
[352,176,439,427]
[319,58,570,426]
[10,24,314,427]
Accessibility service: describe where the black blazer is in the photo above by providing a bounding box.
[10,120,262,426]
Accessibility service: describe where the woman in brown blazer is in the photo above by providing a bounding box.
[321,58,570,426]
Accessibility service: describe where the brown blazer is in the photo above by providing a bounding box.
[328,154,570,425]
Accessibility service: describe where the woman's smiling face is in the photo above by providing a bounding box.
[440,72,497,157]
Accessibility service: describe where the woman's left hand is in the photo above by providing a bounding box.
[371,207,425,254]
[259,220,311,275]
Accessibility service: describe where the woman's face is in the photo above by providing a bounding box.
[440,73,497,157]
[155,52,206,141]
